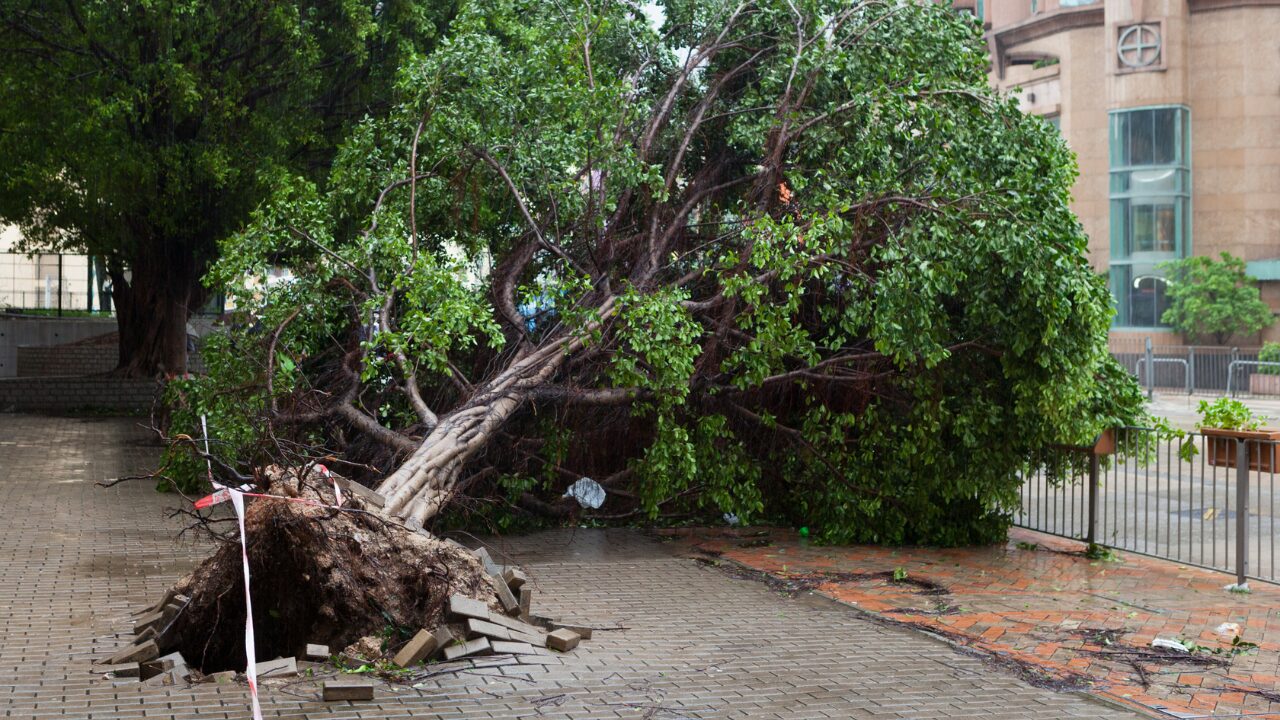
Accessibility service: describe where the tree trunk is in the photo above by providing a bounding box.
[109,240,207,378]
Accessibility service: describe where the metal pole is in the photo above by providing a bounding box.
[1187,347,1195,395]
[1232,347,1240,397]
[57,253,63,318]
[1145,337,1154,399]
[1236,439,1250,588]
[86,255,94,313]
[1087,450,1100,545]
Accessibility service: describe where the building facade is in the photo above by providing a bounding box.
[965,0,1280,343]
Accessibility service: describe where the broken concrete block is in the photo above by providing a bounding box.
[210,670,237,684]
[106,639,159,665]
[134,625,157,643]
[443,637,492,660]
[137,588,176,616]
[144,668,184,686]
[466,618,515,642]
[133,609,165,635]
[323,678,375,701]
[479,612,547,640]
[472,547,503,576]
[490,640,549,656]
[140,651,187,681]
[254,656,298,678]
[448,594,491,621]
[305,643,330,662]
[104,663,140,678]
[493,578,520,615]
[546,628,581,652]
[393,629,443,667]
[518,586,532,619]
[502,567,528,590]
[546,621,592,640]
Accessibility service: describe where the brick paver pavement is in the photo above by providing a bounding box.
[0,414,1138,719]
[670,525,1280,719]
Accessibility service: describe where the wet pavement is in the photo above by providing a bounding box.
[666,525,1280,718]
[0,414,1137,719]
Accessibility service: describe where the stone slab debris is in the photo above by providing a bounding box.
[393,628,444,667]
[472,546,503,576]
[547,621,593,640]
[106,639,159,665]
[254,656,298,678]
[443,637,492,660]
[449,594,492,620]
[323,678,375,701]
[493,576,521,614]
[140,651,186,681]
[305,643,330,661]
[133,609,165,635]
[210,670,237,684]
[104,663,140,678]
[467,617,516,642]
[490,640,550,656]
[502,567,528,589]
[546,628,581,652]
[518,585,532,619]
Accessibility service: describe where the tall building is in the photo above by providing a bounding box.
[967,0,1280,343]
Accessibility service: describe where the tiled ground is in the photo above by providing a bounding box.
[668,525,1280,719]
[0,414,1137,719]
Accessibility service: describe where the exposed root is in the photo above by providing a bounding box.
[158,472,502,672]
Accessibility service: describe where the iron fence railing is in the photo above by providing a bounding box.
[1018,426,1280,587]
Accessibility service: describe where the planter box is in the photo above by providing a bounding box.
[1201,427,1280,471]
[1092,429,1116,456]
[1250,374,1280,396]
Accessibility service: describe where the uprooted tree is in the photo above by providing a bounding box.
[167,0,1146,550]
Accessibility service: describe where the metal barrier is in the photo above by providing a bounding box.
[1018,426,1280,588]
[1110,338,1272,398]
[1227,360,1280,397]
[1136,357,1190,395]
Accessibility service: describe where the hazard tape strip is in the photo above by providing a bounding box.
[200,416,263,720]
[195,419,351,720]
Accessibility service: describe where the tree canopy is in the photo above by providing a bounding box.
[1160,253,1274,345]
[166,0,1146,546]
[0,0,454,375]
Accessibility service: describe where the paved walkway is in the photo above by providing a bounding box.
[669,526,1280,719]
[0,415,1134,719]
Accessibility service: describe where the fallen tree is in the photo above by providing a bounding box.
[165,0,1146,548]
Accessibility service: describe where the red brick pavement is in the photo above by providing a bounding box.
[664,526,1280,719]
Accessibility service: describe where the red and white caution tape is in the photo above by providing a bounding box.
[229,488,264,720]
[200,415,263,720]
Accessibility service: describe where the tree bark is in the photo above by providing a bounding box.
[109,239,208,378]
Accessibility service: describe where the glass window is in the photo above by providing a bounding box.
[1108,107,1190,328]
[1060,0,1099,6]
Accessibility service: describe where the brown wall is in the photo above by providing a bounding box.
[983,0,1280,342]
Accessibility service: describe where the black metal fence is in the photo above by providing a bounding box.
[1018,426,1280,587]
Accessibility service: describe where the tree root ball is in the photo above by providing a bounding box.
[161,479,501,672]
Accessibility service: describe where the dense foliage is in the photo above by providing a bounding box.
[0,0,454,374]
[172,0,1145,545]
[1160,253,1274,345]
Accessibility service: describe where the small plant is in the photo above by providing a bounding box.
[892,566,909,582]
[1084,543,1121,562]
[1260,342,1280,375]
[1180,635,1258,656]
[1015,541,1038,551]
[1197,397,1270,431]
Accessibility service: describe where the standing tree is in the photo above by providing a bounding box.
[0,1,454,376]
[1161,253,1275,344]
[170,0,1145,548]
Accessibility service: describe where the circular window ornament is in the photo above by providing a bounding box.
[1118,24,1161,68]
